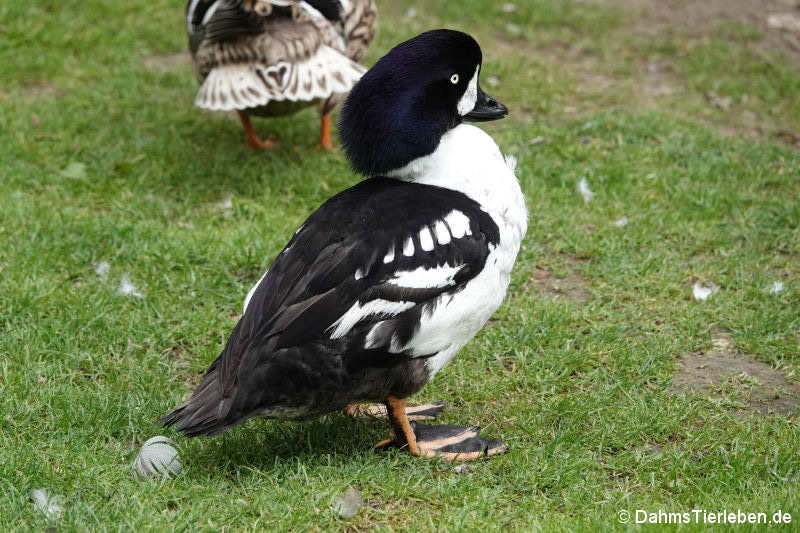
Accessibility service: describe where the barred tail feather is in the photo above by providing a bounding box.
[195,45,366,111]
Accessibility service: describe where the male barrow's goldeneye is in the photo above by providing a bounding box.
[161,29,528,461]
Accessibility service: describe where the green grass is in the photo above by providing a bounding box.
[2,0,799,531]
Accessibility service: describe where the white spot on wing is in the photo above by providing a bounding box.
[419,227,434,251]
[444,210,471,239]
[329,299,414,339]
[433,221,451,245]
[388,264,464,289]
[243,270,268,314]
[457,65,480,116]
[354,267,366,280]
[187,0,201,33]
[383,243,395,264]
[403,236,414,256]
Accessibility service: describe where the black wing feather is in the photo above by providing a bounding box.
[161,178,499,434]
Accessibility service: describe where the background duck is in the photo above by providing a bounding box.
[186,0,377,149]
[161,29,526,461]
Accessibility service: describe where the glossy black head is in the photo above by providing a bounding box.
[339,29,508,177]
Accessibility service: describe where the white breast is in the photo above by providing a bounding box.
[388,125,528,376]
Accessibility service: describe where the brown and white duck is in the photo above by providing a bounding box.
[161,30,526,461]
[186,0,377,149]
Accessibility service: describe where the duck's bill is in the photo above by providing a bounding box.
[463,87,508,122]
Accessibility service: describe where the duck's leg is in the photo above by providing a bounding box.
[237,111,278,149]
[374,397,507,461]
[345,401,446,421]
[315,113,336,151]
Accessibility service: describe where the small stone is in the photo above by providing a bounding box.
[333,486,362,518]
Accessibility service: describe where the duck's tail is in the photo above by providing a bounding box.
[158,361,234,437]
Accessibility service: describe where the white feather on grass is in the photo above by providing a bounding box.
[577,177,594,203]
[613,216,629,227]
[692,282,719,301]
[119,274,144,298]
[94,261,110,279]
[132,436,182,478]
[31,489,64,520]
[768,281,784,294]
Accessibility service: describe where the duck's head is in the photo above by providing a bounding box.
[339,29,507,177]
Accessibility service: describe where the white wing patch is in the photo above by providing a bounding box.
[329,299,414,339]
[402,236,414,257]
[457,65,480,116]
[388,264,464,289]
[444,210,471,239]
[196,45,365,111]
[383,243,395,264]
[433,220,451,245]
[419,227,434,251]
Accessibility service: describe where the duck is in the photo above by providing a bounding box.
[161,29,528,461]
[186,0,377,150]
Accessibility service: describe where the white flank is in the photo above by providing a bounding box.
[385,124,528,376]
[243,270,268,314]
[433,220,451,245]
[402,236,414,256]
[329,299,414,339]
[196,46,365,111]
[419,226,435,251]
[388,264,464,289]
[444,210,471,239]
[383,244,395,264]
[457,65,480,116]
[577,177,594,203]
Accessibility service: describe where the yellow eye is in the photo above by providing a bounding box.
[450,74,459,85]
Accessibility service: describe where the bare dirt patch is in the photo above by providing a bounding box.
[143,52,191,72]
[673,332,800,416]
[530,266,591,302]
[590,0,800,60]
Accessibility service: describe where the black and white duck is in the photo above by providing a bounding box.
[186,0,377,149]
[161,29,528,461]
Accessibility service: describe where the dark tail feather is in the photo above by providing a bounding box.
[159,364,235,437]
